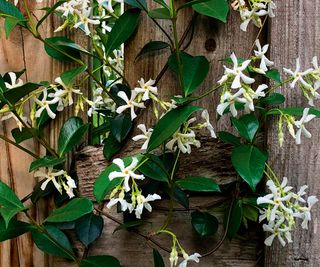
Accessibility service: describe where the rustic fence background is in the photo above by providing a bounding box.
[0,0,319,266]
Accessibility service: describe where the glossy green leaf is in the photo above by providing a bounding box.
[265,68,282,83]
[31,181,54,204]
[176,177,220,192]
[46,198,93,223]
[231,145,268,191]
[136,41,170,59]
[138,155,169,182]
[153,0,169,8]
[191,211,219,237]
[192,0,229,22]
[266,107,320,117]
[3,82,42,105]
[218,131,241,146]
[125,0,147,10]
[60,65,87,85]
[81,255,121,267]
[260,93,285,105]
[243,204,258,223]
[75,214,104,246]
[231,114,259,142]
[226,200,243,239]
[103,134,121,160]
[0,218,33,241]
[168,52,209,96]
[4,17,21,38]
[11,128,36,144]
[147,105,202,152]
[29,156,66,172]
[153,249,165,267]
[110,113,133,143]
[58,117,89,157]
[32,225,74,259]
[148,8,171,19]
[104,8,141,56]
[0,180,25,228]
[177,0,211,11]
[0,0,26,22]
[113,220,147,233]
[173,187,189,209]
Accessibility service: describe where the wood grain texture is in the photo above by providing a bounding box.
[265,1,320,266]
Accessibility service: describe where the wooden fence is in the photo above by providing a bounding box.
[0,0,320,266]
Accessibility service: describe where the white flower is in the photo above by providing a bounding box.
[34,88,59,119]
[116,91,146,120]
[217,88,247,117]
[134,193,161,219]
[108,49,124,73]
[132,124,153,150]
[107,191,134,212]
[218,53,255,89]
[34,167,65,193]
[201,110,216,138]
[311,56,320,90]
[134,78,158,101]
[166,130,200,154]
[294,108,316,145]
[73,8,100,35]
[109,157,145,192]
[86,96,104,117]
[62,173,77,198]
[243,84,267,113]
[178,252,201,267]
[254,40,274,73]
[265,0,277,18]
[263,222,292,247]
[169,247,179,267]
[295,196,318,229]
[5,72,23,89]
[53,77,82,107]
[283,58,313,89]
[240,7,268,32]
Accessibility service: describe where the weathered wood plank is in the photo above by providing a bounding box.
[265,1,320,266]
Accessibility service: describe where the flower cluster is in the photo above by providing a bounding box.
[217,42,274,117]
[34,167,77,198]
[231,0,276,32]
[257,177,318,246]
[106,157,161,219]
[283,57,320,106]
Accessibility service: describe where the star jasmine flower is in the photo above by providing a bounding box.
[240,7,268,32]
[54,77,82,107]
[134,78,158,101]
[109,157,145,192]
[116,91,146,120]
[265,0,277,17]
[294,108,316,145]
[216,88,247,117]
[218,53,255,89]
[108,49,124,73]
[178,252,201,267]
[243,84,267,112]
[107,190,134,212]
[166,130,200,154]
[169,246,179,267]
[73,8,100,35]
[283,58,314,89]
[34,88,59,119]
[311,56,320,89]
[63,173,77,198]
[34,167,65,194]
[132,124,153,150]
[295,196,318,229]
[5,72,23,89]
[254,40,274,73]
[201,110,216,138]
[262,222,292,247]
[134,193,161,219]
[86,96,104,117]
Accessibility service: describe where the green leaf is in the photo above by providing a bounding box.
[148,8,171,19]
[168,51,209,96]
[31,180,54,204]
[60,65,87,85]
[125,0,147,10]
[191,211,219,237]
[177,0,211,11]
[11,128,36,144]
[0,180,25,228]
[226,200,243,239]
[231,145,268,191]
[265,69,282,83]
[153,249,165,267]
[44,36,82,62]
[32,225,74,260]
[176,177,220,192]
[260,93,285,105]
[29,156,66,172]
[147,106,202,152]
[0,0,26,22]
[231,114,259,142]
[110,113,133,143]
[136,41,170,59]
[153,0,169,8]
[81,256,121,267]
[266,107,320,117]
[173,187,189,209]
[4,17,21,38]
[243,204,258,223]
[58,117,89,157]
[218,131,241,146]
[75,214,104,247]
[138,155,169,182]
[3,82,42,105]
[46,198,93,223]
[192,0,229,22]
[103,134,121,160]
[0,218,33,241]
[105,8,141,56]
[113,220,147,233]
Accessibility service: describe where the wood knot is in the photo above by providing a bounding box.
[205,38,216,52]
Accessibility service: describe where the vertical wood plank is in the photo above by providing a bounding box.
[266,1,320,266]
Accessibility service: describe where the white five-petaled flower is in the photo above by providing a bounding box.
[283,58,313,89]
[34,167,65,193]
[243,84,267,113]
[107,190,133,212]
[262,220,293,247]
[62,173,77,198]
[116,91,146,120]
[134,193,161,219]
[254,40,274,73]
[294,108,316,145]
[4,72,23,89]
[53,77,82,107]
[132,124,153,150]
[166,130,200,154]
[73,8,100,35]
[86,96,104,117]
[34,88,59,119]
[218,53,255,89]
[217,88,247,117]
[312,56,320,90]
[134,78,158,101]
[109,157,145,192]
[178,252,201,267]
[201,110,216,138]
[295,196,319,229]
[240,7,268,32]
